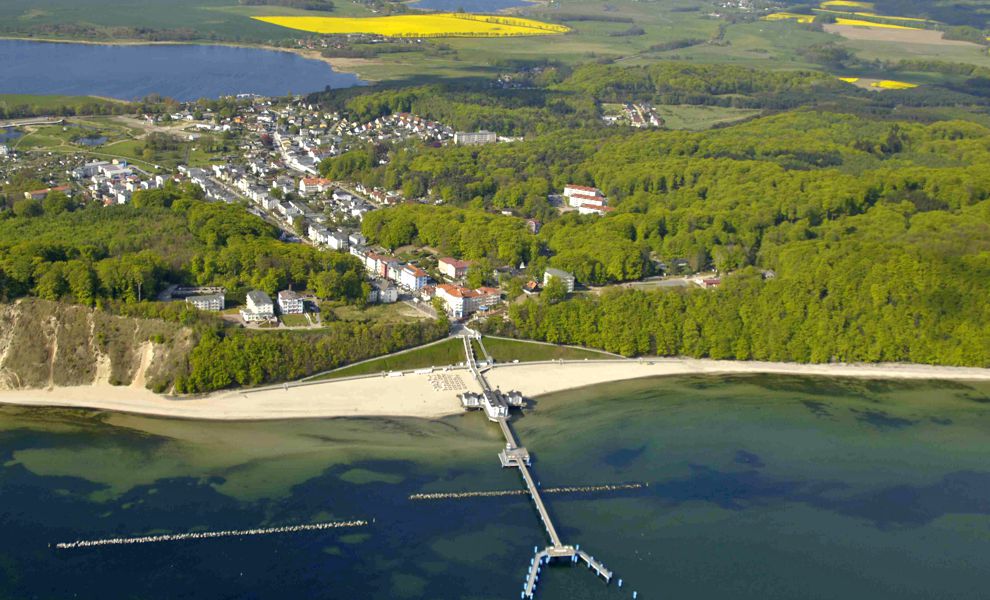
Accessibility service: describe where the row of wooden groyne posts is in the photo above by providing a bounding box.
[459,333,639,599]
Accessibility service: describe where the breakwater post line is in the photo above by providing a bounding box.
[409,482,647,501]
[457,333,623,599]
[52,519,368,550]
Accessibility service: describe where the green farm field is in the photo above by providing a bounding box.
[2,0,989,83]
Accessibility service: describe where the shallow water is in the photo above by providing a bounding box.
[0,40,363,101]
[1,374,989,599]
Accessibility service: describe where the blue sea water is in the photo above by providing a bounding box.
[0,39,364,101]
[1,374,989,599]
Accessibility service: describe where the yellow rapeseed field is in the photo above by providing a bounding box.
[820,0,874,9]
[253,13,570,37]
[763,12,815,23]
[871,80,918,89]
[834,18,921,30]
[838,77,860,83]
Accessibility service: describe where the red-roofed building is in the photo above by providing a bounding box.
[435,284,501,318]
[438,257,471,279]
[299,177,333,195]
[399,264,429,290]
[578,204,614,216]
[24,185,71,201]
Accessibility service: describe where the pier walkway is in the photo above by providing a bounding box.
[459,332,616,599]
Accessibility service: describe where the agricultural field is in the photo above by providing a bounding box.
[253,13,570,37]
[1,0,988,87]
[652,105,762,131]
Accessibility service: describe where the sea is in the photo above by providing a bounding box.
[1,374,989,599]
[0,40,363,102]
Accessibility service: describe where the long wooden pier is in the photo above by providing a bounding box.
[460,333,616,599]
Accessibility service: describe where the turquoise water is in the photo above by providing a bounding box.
[0,40,363,101]
[1,374,989,599]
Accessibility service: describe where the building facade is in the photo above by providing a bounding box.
[435,284,501,319]
[454,130,497,146]
[438,257,470,280]
[543,268,576,293]
[185,293,225,312]
[277,290,304,314]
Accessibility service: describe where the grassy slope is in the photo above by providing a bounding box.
[314,337,466,379]
[481,337,618,363]
[314,334,618,380]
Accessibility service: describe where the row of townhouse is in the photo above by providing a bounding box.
[180,166,239,203]
[69,160,163,205]
[563,184,613,216]
[349,245,430,291]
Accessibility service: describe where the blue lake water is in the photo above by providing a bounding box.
[0,40,364,101]
[0,127,22,143]
[2,374,989,599]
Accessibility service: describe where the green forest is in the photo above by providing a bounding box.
[0,183,368,305]
[318,66,990,367]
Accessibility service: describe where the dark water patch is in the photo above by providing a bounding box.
[734,450,764,468]
[961,392,990,404]
[603,444,647,468]
[651,465,802,510]
[929,417,953,426]
[801,400,833,418]
[850,408,918,430]
[807,471,990,529]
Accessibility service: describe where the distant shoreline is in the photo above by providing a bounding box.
[0,36,374,85]
[0,358,987,422]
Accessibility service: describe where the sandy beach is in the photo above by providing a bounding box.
[0,358,988,421]
[0,370,482,421]
[484,359,990,398]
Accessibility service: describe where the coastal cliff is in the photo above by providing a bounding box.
[0,299,193,392]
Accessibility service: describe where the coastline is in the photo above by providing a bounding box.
[0,36,376,83]
[0,358,988,421]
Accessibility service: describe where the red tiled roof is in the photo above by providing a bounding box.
[439,257,471,268]
[565,184,601,194]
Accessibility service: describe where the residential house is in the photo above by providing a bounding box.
[543,267,576,293]
[368,279,398,304]
[454,131,497,145]
[399,264,429,290]
[241,290,275,322]
[299,177,333,195]
[277,290,305,314]
[184,293,225,312]
[435,284,501,319]
[438,257,471,280]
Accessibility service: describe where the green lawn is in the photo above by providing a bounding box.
[331,302,427,324]
[656,105,762,131]
[0,94,128,116]
[313,337,466,380]
[481,337,618,363]
[279,313,310,327]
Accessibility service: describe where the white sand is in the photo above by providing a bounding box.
[0,359,987,421]
[0,371,482,421]
[486,359,990,397]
